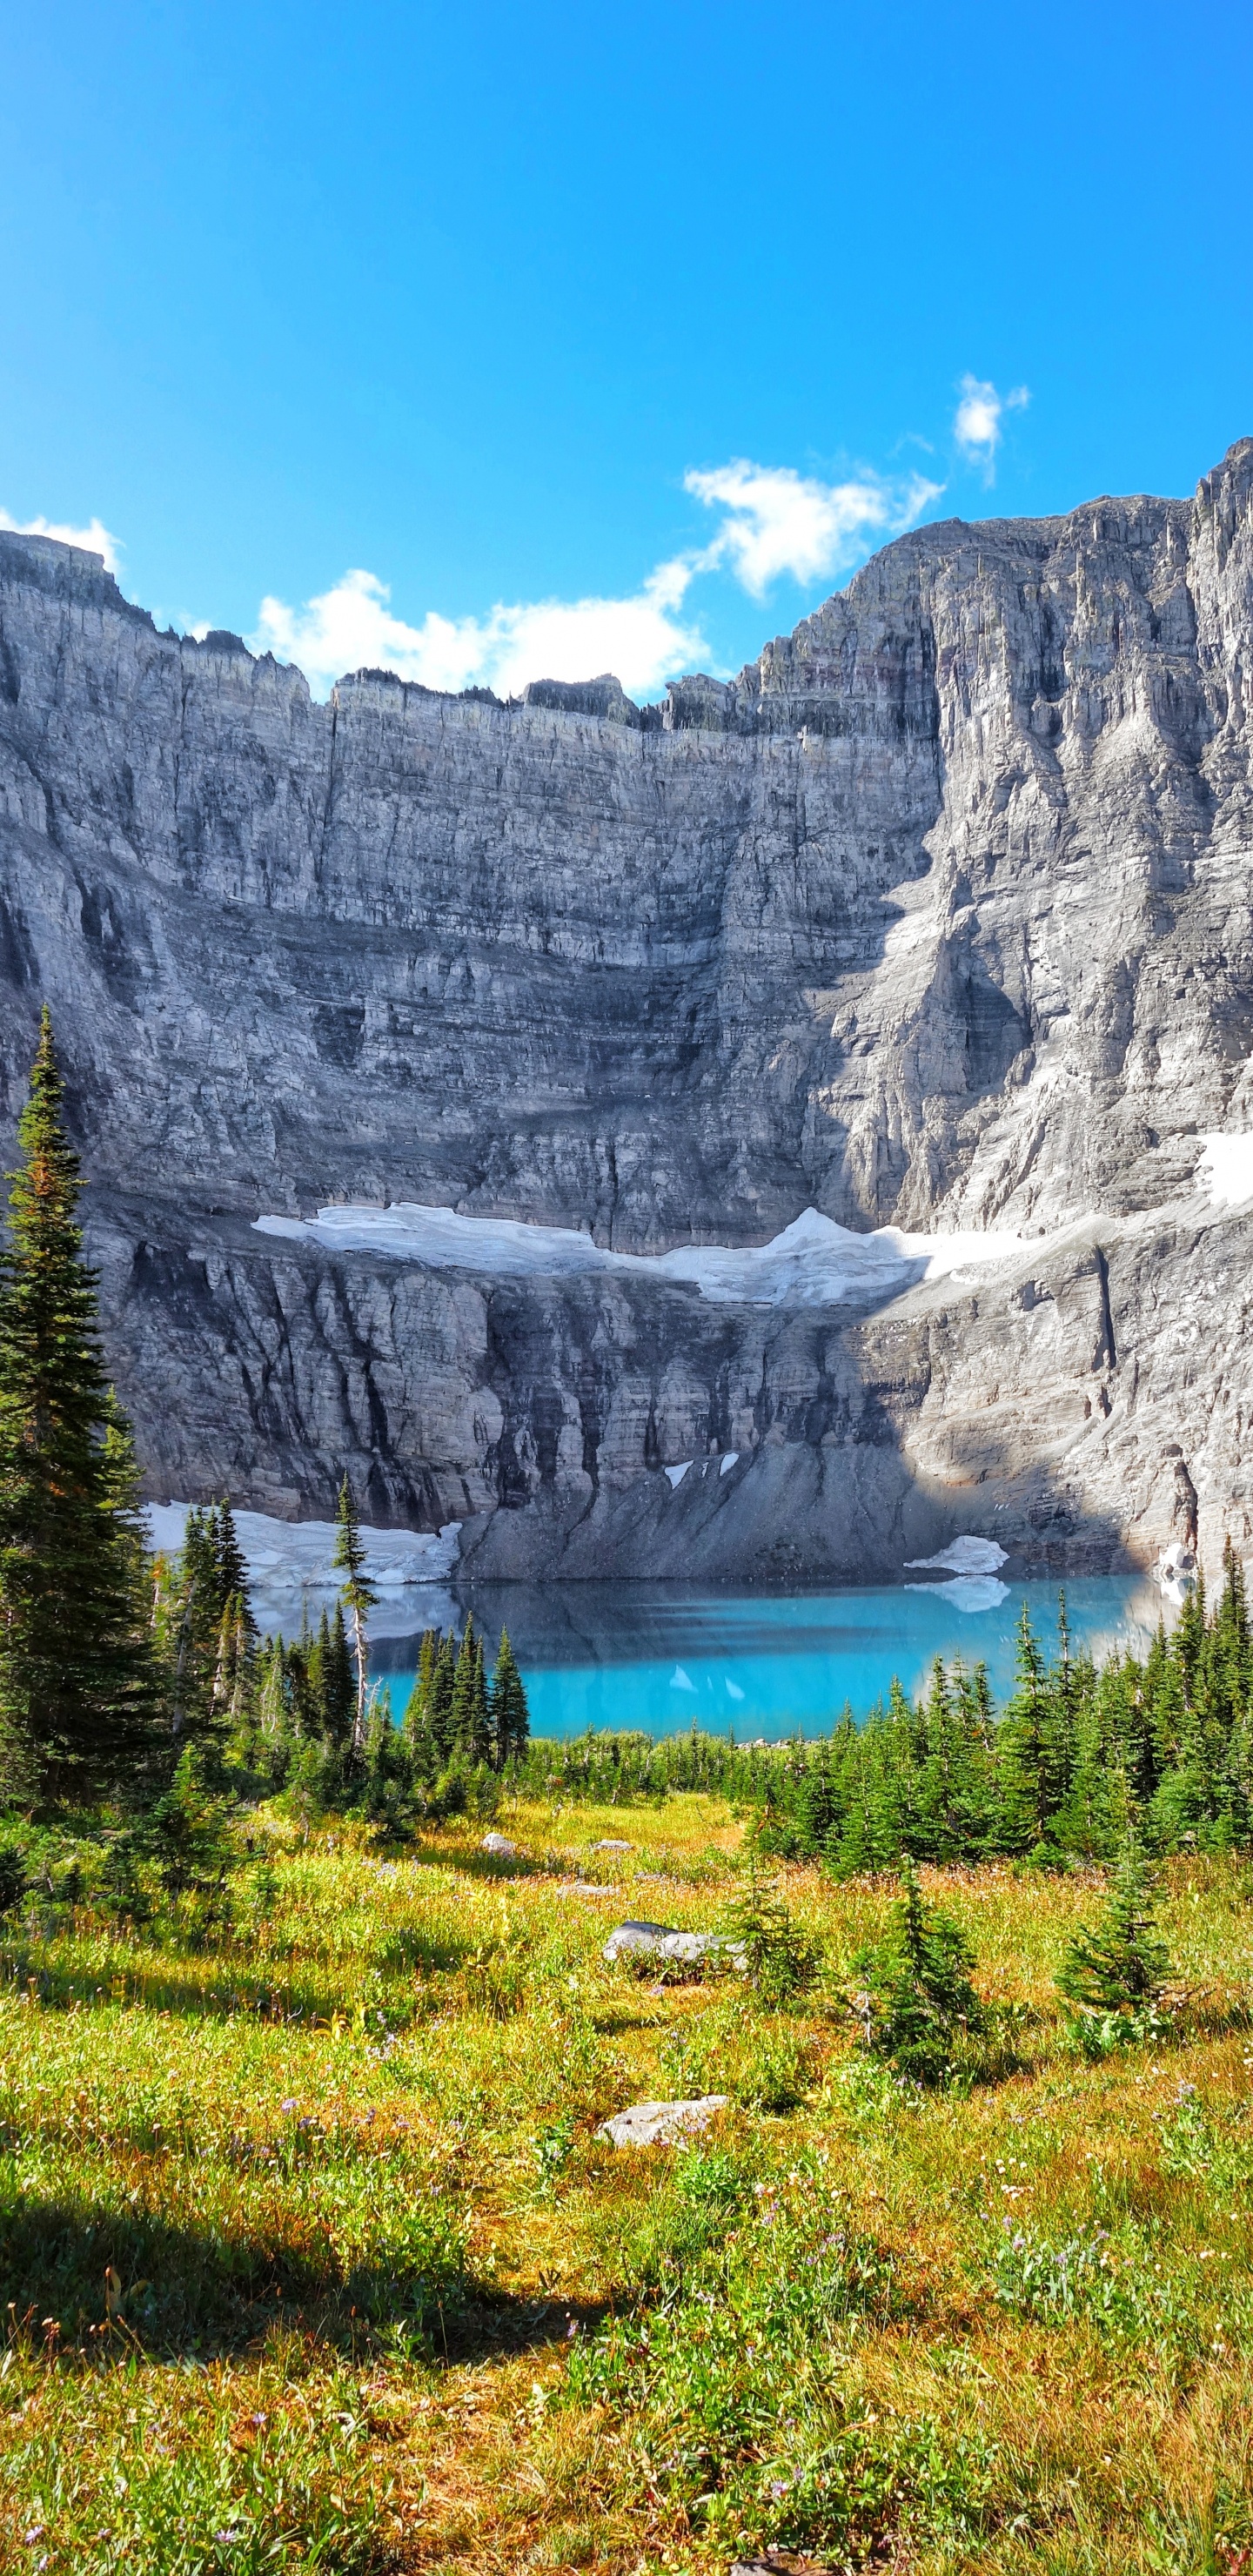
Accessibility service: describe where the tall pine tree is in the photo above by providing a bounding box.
[0,1009,158,1801]
[491,1628,530,1769]
[332,1476,376,1751]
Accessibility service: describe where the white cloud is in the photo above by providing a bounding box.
[0,510,122,573]
[250,555,709,703]
[683,459,942,597]
[953,375,1029,479]
[249,456,945,702]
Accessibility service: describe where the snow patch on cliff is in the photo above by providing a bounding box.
[254,1202,1036,1309]
[1198,1131,1253,1209]
[142,1505,461,1640]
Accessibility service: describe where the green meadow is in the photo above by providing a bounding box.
[3,1792,1252,2576]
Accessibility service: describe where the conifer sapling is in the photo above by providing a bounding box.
[1057,1835,1171,2016]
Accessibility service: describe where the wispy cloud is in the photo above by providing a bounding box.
[683,459,941,597]
[250,555,709,704]
[251,456,944,701]
[0,509,123,573]
[4,440,951,706]
[953,375,1029,480]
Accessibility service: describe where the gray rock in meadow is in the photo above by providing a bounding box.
[479,1833,517,1857]
[599,2096,730,2147]
[729,2565,835,2576]
[4,443,1253,1584]
[602,1919,742,1970]
[591,1838,632,1850]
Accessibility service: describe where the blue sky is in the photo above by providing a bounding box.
[2,0,1250,701]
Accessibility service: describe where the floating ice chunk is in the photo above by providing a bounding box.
[719,1451,739,1474]
[664,1461,692,1489]
[905,1536,1008,1575]
[905,1575,1010,1612]
[670,1665,696,1692]
[1197,1132,1253,1208]
[1154,1540,1197,1607]
[725,1678,746,1701]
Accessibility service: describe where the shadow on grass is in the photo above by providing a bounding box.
[2,1922,473,2021]
[405,1838,558,1884]
[0,2190,604,2366]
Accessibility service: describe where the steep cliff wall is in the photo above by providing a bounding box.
[3,442,1252,1580]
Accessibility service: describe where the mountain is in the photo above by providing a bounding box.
[2,441,1252,1582]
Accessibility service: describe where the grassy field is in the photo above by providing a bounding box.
[2,1789,1252,2574]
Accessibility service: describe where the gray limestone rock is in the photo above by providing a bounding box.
[3,442,1253,1580]
[603,1920,742,1971]
[598,2096,730,2146]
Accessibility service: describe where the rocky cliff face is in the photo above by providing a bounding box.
[3,441,1253,1582]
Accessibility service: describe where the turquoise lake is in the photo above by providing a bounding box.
[371,1572,1167,1741]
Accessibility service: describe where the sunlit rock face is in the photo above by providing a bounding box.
[2,440,1253,1580]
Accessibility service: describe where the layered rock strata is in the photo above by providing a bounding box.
[2,441,1253,1580]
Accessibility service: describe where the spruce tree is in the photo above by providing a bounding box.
[450,1618,485,1759]
[1057,1835,1171,2013]
[425,1632,458,1763]
[855,1861,988,2086]
[212,1500,256,1641]
[998,1602,1068,1852]
[400,1628,439,1777]
[332,1476,376,1750]
[490,1628,529,1769]
[321,1602,356,1747]
[468,1629,492,1766]
[0,1009,158,1800]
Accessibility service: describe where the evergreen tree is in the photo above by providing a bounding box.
[426,1632,458,1762]
[400,1627,440,1778]
[169,1508,218,1737]
[401,1628,437,1734]
[0,1008,159,1799]
[166,1501,259,1749]
[321,1601,356,1748]
[490,1627,529,1768]
[212,1501,256,1640]
[332,1476,376,1750]
[855,1862,988,2085]
[998,1601,1067,1852]
[1057,1836,1171,2013]
[450,1617,488,1760]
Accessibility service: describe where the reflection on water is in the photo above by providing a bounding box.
[357,1573,1169,1743]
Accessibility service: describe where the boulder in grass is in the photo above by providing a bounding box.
[603,1919,743,1973]
[730,2564,837,2576]
[599,2096,730,2147]
[480,1832,518,1857]
[592,1838,632,1851]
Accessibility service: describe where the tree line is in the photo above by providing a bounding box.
[748,1569,1253,1871]
[516,1573,1253,1872]
[0,1010,528,1833]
